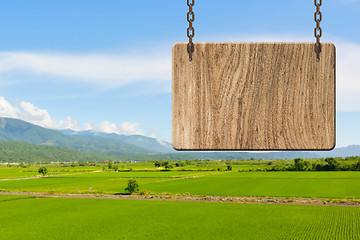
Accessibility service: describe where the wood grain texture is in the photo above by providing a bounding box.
[172,42,336,150]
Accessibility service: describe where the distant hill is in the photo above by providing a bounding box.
[0,118,153,156]
[0,117,359,161]
[59,129,175,153]
[316,145,360,158]
[0,141,320,162]
[61,130,360,159]
[0,141,119,163]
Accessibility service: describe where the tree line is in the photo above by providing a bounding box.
[271,157,360,171]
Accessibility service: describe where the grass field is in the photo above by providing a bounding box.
[1,170,360,199]
[0,194,35,202]
[0,195,359,240]
[0,165,104,179]
[1,162,360,239]
[0,171,213,194]
[0,163,269,179]
[143,171,360,198]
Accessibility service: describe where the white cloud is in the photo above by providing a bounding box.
[0,51,170,88]
[0,96,144,136]
[0,35,359,111]
[0,96,20,118]
[0,96,81,130]
[84,121,143,135]
[335,42,360,111]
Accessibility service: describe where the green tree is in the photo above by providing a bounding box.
[154,161,161,167]
[227,164,233,171]
[353,161,360,171]
[164,163,174,170]
[125,180,139,194]
[324,157,340,171]
[38,167,48,176]
[19,163,27,168]
[293,158,310,171]
[161,161,170,167]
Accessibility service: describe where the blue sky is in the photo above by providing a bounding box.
[0,0,359,147]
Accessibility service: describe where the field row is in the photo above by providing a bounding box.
[0,163,273,178]
[0,195,359,240]
[1,171,360,198]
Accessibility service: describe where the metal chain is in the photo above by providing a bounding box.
[187,0,195,61]
[314,0,322,61]
[185,1,322,62]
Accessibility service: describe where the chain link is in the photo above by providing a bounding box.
[185,1,322,62]
[314,0,322,61]
[187,0,195,61]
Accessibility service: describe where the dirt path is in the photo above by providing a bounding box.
[0,171,206,182]
[1,191,359,207]
[0,169,105,181]
[0,176,42,181]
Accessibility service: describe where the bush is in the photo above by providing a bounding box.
[164,164,174,170]
[139,190,150,195]
[38,167,48,176]
[125,180,139,194]
[19,163,28,168]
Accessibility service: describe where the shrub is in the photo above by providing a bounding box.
[139,190,150,195]
[38,167,48,176]
[164,164,174,170]
[125,180,139,194]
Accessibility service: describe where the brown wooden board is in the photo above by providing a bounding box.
[172,42,336,150]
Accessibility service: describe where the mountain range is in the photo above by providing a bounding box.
[58,129,175,153]
[0,117,359,162]
[0,117,156,156]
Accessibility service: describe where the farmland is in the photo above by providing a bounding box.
[0,171,212,194]
[0,196,360,240]
[1,160,360,239]
[143,171,360,199]
[1,166,360,199]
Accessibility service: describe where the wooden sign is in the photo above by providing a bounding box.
[172,42,336,150]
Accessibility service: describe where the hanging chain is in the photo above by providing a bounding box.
[187,0,195,61]
[314,0,322,61]
[185,1,322,62]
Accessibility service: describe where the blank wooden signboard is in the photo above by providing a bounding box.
[172,42,336,150]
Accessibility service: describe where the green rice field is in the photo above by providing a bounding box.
[0,195,359,240]
[1,170,360,199]
[1,163,360,239]
[0,165,103,179]
[0,171,211,194]
[143,171,360,198]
